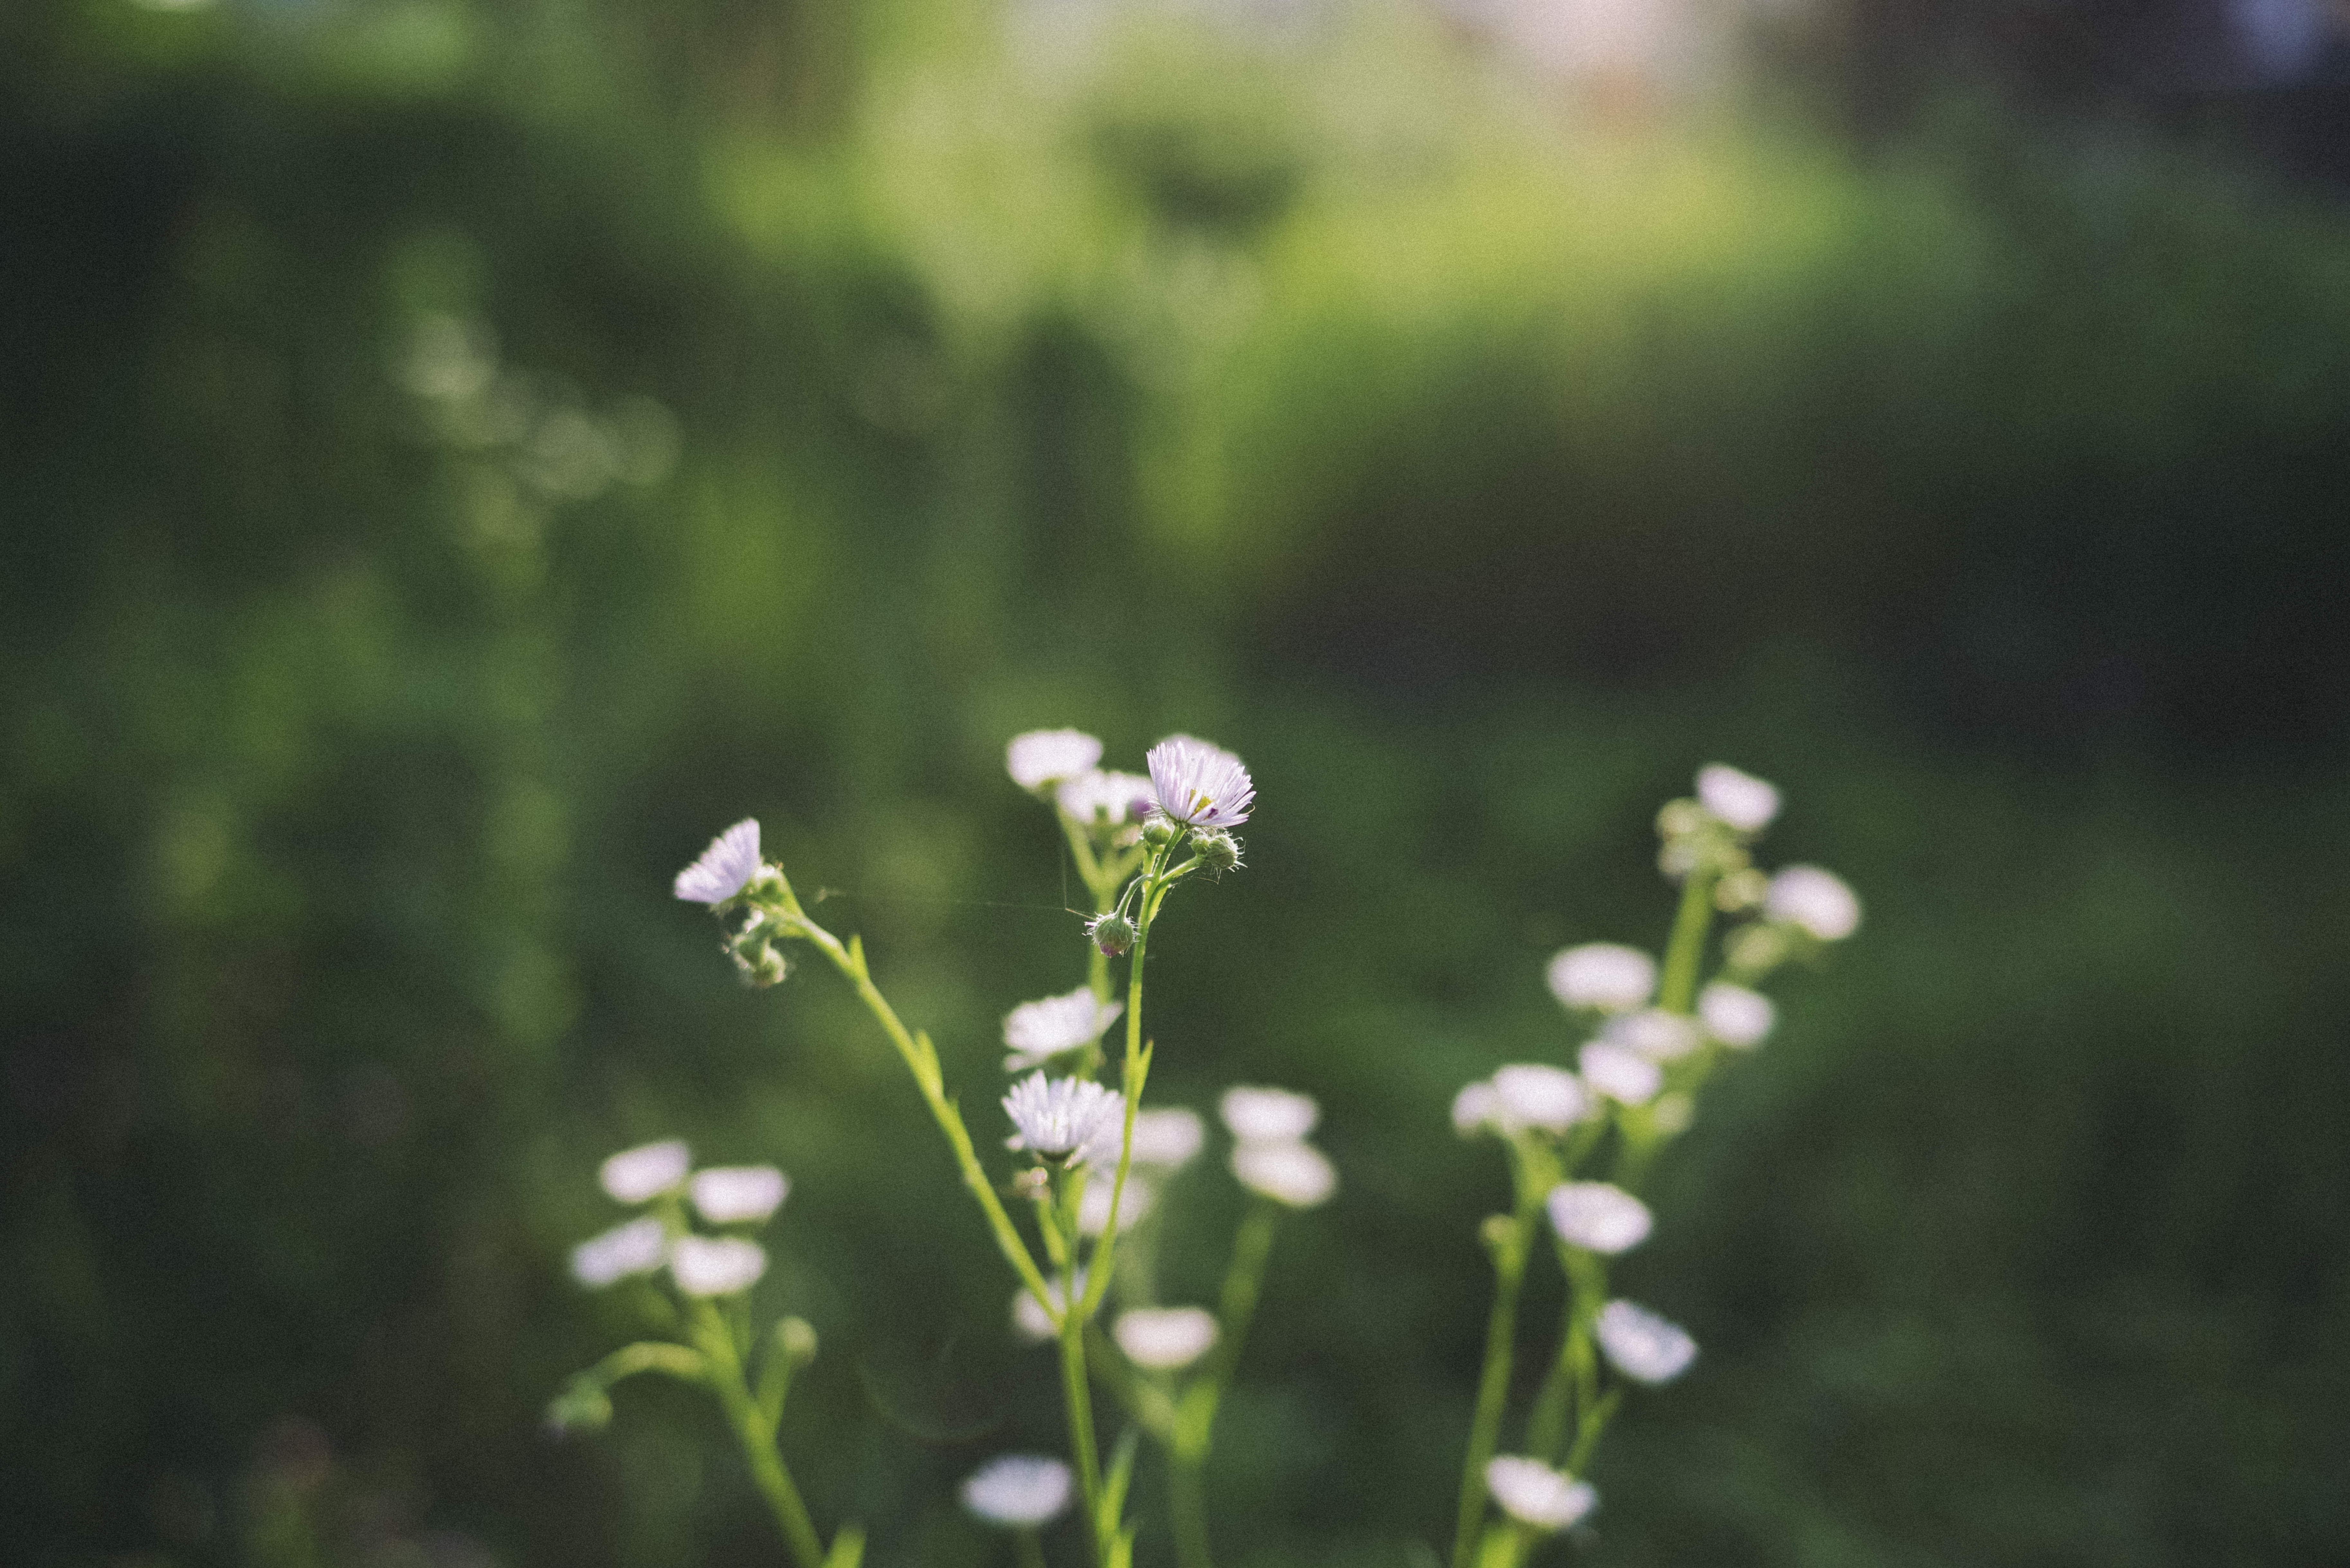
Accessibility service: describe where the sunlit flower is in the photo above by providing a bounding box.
[1128,1107,1206,1169]
[1002,987,1125,1072]
[1114,1306,1221,1371]
[1767,865,1861,941]
[1452,1079,1502,1137]
[1003,1072,1124,1160]
[961,1454,1075,1528]
[669,1234,767,1296]
[1220,1085,1319,1143]
[600,1139,691,1203]
[1577,1042,1662,1107]
[1546,1181,1653,1254]
[1146,736,1255,829]
[1699,981,1776,1048]
[1595,1299,1697,1385]
[1484,1456,1596,1532]
[569,1216,668,1288]
[1545,944,1657,1012]
[673,820,763,905]
[1056,769,1157,826]
[1491,1064,1590,1134]
[1603,1009,1702,1063]
[690,1165,789,1225]
[1078,1172,1155,1237]
[1697,764,1781,833]
[1231,1140,1337,1208]
[1011,1271,1084,1342]
[1006,730,1103,792]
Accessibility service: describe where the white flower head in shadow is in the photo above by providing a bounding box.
[670,1235,767,1297]
[1485,1456,1596,1532]
[1546,944,1657,1012]
[1002,987,1125,1073]
[690,1165,788,1225]
[961,1454,1075,1528]
[1595,1299,1697,1385]
[600,1139,690,1203]
[674,820,763,906]
[1113,1306,1221,1371]
[1696,763,1781,833]
[1006,730,1103,793]
[1546,1181,1653,1255]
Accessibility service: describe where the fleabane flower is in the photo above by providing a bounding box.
[690,1165,788,1225]
[1011,1271,1084,1342]
[600,1139,690,1203]
[1114,1306,1220,1371]
[1603,1008,1702,1063]
[1491,1064,1591,1135]
[1547,1181,1653,1255]
[1220,1085,1319,1143]
[1595,1299,1698,1385]
[1578,1041,1662,1107]
[1230,1140,1337,1208]
[961,1454,1075,1529]
[1699,981,1776,1048]
[1146,736,1255,829]
[1006,729,1103,792]
[673,820,763,905]
[1078,1173,1155,1237]
[1452,1080,1502,1138]
[1003,1072,1124,1160]
[569,1216,668,1288]
[1001,987,1125,1073]
[669,1234,767,1296]
[1056,769,1156,826]
[1128,1107,1206,1169]
[1696,763,1781,833]
[1767,865,1861,941]
[1546,944,1657,1012]
[1485,1456,1597,1532]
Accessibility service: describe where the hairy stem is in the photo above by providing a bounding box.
[1450,1172,1541,1568]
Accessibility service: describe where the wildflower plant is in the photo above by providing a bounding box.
[1447,766,1859,1567]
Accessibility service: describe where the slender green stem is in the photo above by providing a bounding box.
[690,1300,826,1568]
[1656,867,1718,1015]
[1169,1197,1281,1568]
[1450,1171,1541,1568]
[1523,1245,1603,1464]
[1170,1456,1212,1568]
[1081,839,1179,1320]
[1058,1298,1106,1564]
[1017,1529,1050,1568]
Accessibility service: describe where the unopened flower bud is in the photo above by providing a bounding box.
[1190,828,1241,873]
[545,1375,613,1436]
[777,1315,819,1367]
[1650,1092,1695,1137]
[1480,1214,1518,1253]
[1714,867,1769,912]
[1723,921,1791,978]
[1087,913,1136,955]
[1141,816,1179,848]
[1655,799,1707,840]
[731,941,789,988]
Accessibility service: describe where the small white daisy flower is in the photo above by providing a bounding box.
[1546,1182,1653,1255]
[1146,736,1255,829]
[1545,944,1657,1012]
[673,820,763,905]
[1128,1107,1206,1169]
[1230,1140,1337,1208]
[1484,1456,1597,1532]
[1219,1085,1319,1144]
[1696,764,1781,833]
[1490,1064,1591,1134]
[1078,1173,1155,1237]
[1055,769,1158,826]
[689,1165,789,1225]
[1595,1299,1698,1385]
[1113,1306,1221,1371]
[1003,1072,1124,1160]
[1001,987,1126,1072]
[599,1139,691,1204]
[1011,1271,1084,1342]
[1006,729,1104,792]
[669,1234,767,1296]
[1603,1009,1703,1063]
[1577,1041,1662,1107]
[1699,981,1776,1048]
[569,1216,669,1288]
[1767,865,1862,941]
[1451,1079,1502,1138]
[961,1454,1076,1529]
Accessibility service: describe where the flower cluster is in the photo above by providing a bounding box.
[568,1139,789,1299]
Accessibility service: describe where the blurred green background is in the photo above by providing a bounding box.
[8,0,2350,1563]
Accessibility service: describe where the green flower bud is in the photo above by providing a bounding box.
[1141,816,1179,849]
[1087,912,1136,955]
[1190,828,1242,874]
[777,1315,820,1367]
[1655,799,1707,840]
[545,1375,613,1436]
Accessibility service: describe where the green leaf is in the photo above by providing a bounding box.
[1097,1427,1141,1542]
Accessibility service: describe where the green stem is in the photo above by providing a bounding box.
[1058,1297,1106,1564]
[1523,1245,1603,1464]
[1450,1174,1540,1568]
[1170,1455,1212,1568]
[1017,1529,1050,1568]
[1170,1198,1281,1568]
[1656,867,1718,1016]
[1080,840,1179,1320]
[690,1301,826,1568]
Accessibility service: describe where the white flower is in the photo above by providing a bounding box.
[1699,981,1776,1048]
[1603,1009,1702,1063]
[1767,865,1861,941]
[1128,1107,1206,1169]
[1230,1141,1337,1208]
[1113,1306,1221,1370]
[1546,1182,1653,1255]
[669,1234,767,1296]
[690,1165,789,1225]
[569,1216,668,1288]
[599,1139,691,1203]
[1696,763,1781,833]
[1595,1299,1698,1385]
[1451,1080,1502,1137]
[1056,769,1157,826]
[1001,987,1126,1072]
[1490,1064,1590,1134]
[673,820,763,905]
[1484,1456,1597,1532]
[1011,1272,1084,1342]
[961,1454,1075,1528]
[1078,1173,1155,1236]
[1006,729,1103,792]
[1219,1085,1319,1143]
[1545,944,1657,1012]
[1146,736,1255,829]
[1003,1072,1124,1159]
[1577,1042,1662,1107]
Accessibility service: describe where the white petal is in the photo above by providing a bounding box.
[689,1165,789,1225]
[673,819,762,905]
[1219,1085,1319,1143]
[599,1139,691,1203]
